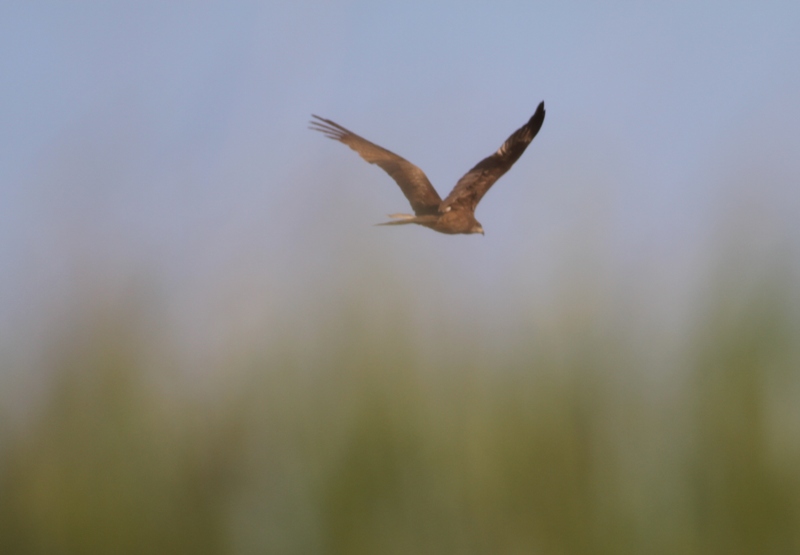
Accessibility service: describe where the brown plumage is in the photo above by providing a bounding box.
[310,101,545,235]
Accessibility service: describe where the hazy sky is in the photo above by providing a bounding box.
[2,3,800,367]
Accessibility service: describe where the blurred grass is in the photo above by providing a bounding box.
[1,260,799,554]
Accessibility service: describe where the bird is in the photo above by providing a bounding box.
[309,101,545,235]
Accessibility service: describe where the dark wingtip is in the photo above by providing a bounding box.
[527,100,545,130]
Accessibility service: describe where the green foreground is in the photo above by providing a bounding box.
[1,267,798,554]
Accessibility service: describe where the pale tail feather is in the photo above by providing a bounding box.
[375,214,441,227]
[375,213,421,226]
[375,211,448,227]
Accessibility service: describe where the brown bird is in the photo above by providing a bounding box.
[310,101,545,235]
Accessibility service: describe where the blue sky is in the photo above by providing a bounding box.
[2,3,799,368]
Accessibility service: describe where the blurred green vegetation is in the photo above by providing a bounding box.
[1,263,798,554]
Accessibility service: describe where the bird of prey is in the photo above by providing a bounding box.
[310,101,545,235]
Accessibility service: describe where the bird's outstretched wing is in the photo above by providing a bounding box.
[440,101,545,214]
[310,115,442,216]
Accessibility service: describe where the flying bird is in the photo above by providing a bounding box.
[310,101,545,235]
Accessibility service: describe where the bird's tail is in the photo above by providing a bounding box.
[375,213,418,226]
